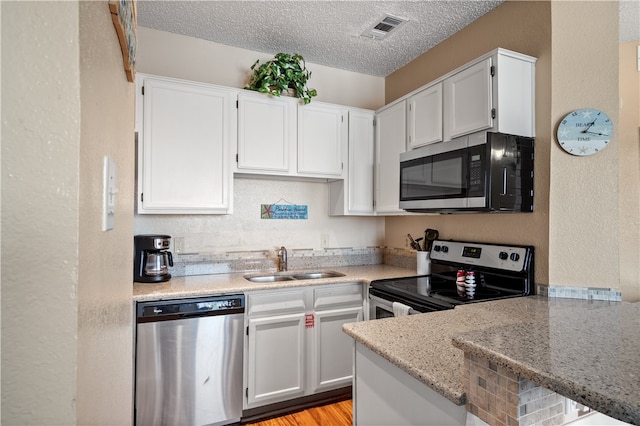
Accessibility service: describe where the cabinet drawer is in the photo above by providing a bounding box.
[313,283,363,310]
[247,289,306,317]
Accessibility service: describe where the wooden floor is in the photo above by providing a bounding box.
[246,399,352,426]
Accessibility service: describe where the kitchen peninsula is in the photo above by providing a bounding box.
[343,296,639,425]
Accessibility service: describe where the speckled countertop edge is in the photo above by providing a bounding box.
[343,296,630,410]
[451,302,639,425]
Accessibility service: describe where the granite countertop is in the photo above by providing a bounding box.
[133,264,415,301]
[342,296,629,411]
[452,301,640,425]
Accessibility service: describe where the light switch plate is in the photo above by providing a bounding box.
[102,156,117,231]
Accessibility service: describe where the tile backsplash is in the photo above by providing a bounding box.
[170,246,418,277]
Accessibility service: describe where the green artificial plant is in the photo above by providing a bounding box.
[245,53,318,104]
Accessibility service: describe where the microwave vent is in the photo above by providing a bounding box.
[361,14,408,40]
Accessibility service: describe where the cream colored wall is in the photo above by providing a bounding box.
[384,1,552,285]
[618,41,640,302]
[2,2,80,423]
[137,27,384,110]
[548,1,619,289]
[134,28,386,253]
[385,1,627,296]
[1,1,135,424]
[77,2,134,423]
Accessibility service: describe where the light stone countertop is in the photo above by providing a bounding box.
[342,296,629,411]
[452,300,639,425]
[133,264,415,301]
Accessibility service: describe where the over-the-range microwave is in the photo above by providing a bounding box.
[399,132,534,213]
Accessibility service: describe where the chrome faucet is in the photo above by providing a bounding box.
[277,246,288,272]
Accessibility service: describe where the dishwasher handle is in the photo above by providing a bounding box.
[137,295,245,323]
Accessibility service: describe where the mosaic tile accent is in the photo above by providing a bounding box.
[537,285,622,301]
[170,246,384,277]
[464,353,565,426]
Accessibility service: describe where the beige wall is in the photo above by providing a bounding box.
[1,1,134,424]
[618,41,640,302]
[385,1,631,298]
[2,2,81,423]
[137,27,385,110]
[134,28,386,254]
[384,1,552,286]
[548,1,619,289]
[77,2,135,423]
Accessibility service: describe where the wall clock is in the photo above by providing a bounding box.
[556,108,613,156]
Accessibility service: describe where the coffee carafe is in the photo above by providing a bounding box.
[134,235,174,283]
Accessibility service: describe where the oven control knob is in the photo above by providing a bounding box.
[433,245,441,252]
[441,245,448,253]
[499,251,508,260]
[510,253,520,262]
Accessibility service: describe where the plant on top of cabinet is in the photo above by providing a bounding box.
[245,53,318,104]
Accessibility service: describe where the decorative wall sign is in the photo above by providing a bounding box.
[109,0,137,82]
[261,203,308,219]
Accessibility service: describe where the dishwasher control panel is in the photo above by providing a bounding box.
[137,295,245,321]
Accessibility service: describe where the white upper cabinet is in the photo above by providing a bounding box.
[297,102,347,178]
[329,109,375,216]
[375,101,408,215]
[444,49,536,141]
[236,91,297,175]
[136,74,236,214]
[236,92,346,179]
[444,58,493,140]
[407,82,443,149]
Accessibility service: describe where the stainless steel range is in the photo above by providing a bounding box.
[369,240,534,319]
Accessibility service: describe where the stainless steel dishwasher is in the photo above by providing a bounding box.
[135,295,245,426]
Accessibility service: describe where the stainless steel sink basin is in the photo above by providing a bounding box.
[292,271,345,280]
[245,275,296,283]
[244,270,345,282]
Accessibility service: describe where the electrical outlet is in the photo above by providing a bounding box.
[174,237,185,254]
[320,234,329,249]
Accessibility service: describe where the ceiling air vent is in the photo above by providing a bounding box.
[361,14,408,40]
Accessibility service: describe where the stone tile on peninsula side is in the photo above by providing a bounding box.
[452,301,639,425]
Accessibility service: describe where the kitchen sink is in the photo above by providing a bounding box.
[245,275,296,283]
[292,271,345,280]
[244,270,345,282]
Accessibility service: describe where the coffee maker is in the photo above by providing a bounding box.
[134,235,174,283]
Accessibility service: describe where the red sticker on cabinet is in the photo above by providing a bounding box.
[305,313,314,328]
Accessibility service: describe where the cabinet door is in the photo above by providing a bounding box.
[246,313,306,408]
[311,306,363,393]
[298,103,346,177]
[237,92,296,174]
[138,76,235,214]
[347,110,375,214]
[375,101,407,215]
[444,57,493,140]
[407,83,443,149]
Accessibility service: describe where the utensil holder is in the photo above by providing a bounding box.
[417,251,431,275]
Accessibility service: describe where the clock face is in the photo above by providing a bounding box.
[556,108,612,156]
[556,108,613,156]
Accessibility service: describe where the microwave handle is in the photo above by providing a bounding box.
[502,167,508,195]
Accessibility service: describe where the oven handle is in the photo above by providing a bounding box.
[369,294,420,316]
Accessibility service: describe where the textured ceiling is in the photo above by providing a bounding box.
[137,0,640,77]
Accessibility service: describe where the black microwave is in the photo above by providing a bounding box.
[399,132,534,213]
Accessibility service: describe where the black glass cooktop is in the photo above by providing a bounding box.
[370,273,525,308]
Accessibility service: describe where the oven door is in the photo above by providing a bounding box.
[368,292,451,320]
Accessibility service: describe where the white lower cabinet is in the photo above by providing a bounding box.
[312,306,362,392]
[353,342,467,425]
[244,283,363,410]
[246,312,307,407]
